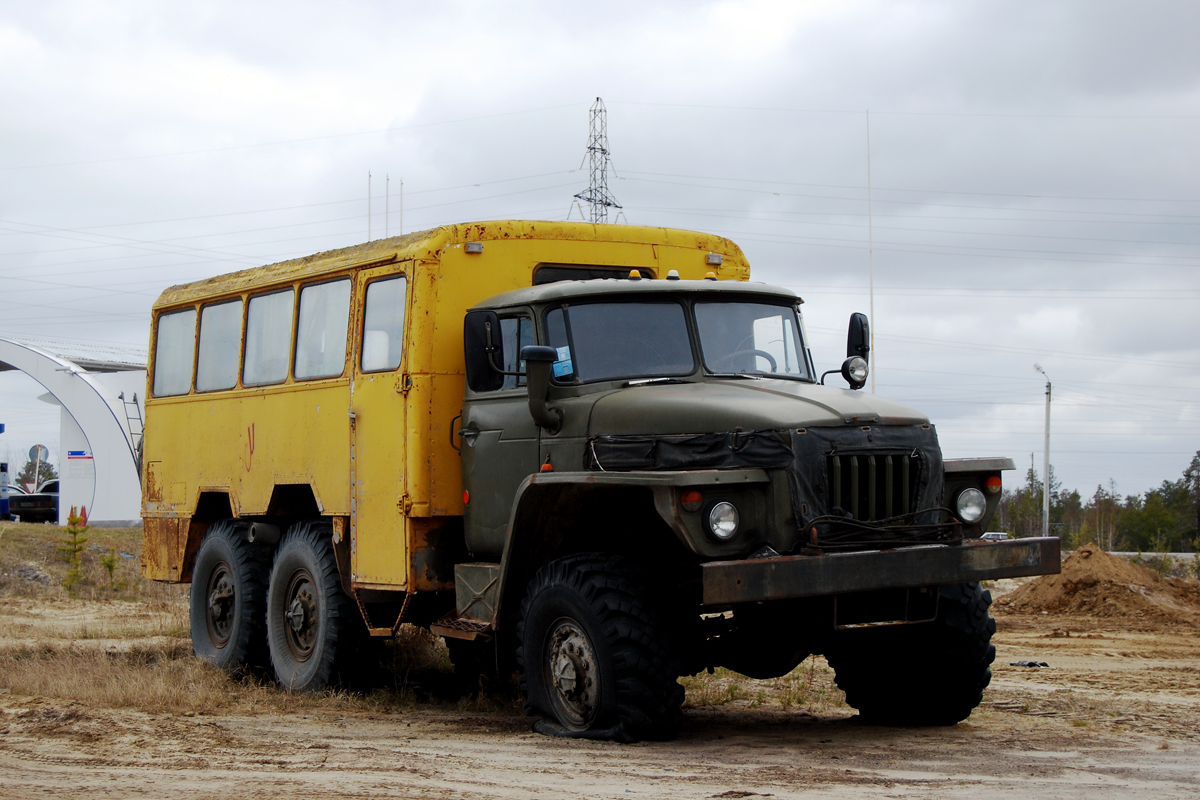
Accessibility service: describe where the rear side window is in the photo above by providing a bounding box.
[361,276,406,372]
[152,308,197,397]
[243,290,294,386]
[295,279,352,380]
[196,300,243,392]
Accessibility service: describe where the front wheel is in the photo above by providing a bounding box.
[824,582,997,725]
[516,553,683,742]
[266,520,358,691]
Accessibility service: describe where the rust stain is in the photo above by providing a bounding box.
[244,423,255,472]
[145,461,163,502]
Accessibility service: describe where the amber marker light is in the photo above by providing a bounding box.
[984,475,1002,494]
[680,490,703,512]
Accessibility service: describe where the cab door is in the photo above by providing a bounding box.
[349,264,411,587]
[460,310,541,558]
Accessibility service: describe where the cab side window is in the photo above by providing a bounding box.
[500,315,533,389]
[361,276,406,372]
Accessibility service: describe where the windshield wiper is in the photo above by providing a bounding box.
[623,377,693,387]
[706,372,763,380]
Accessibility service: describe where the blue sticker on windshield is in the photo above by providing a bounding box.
[553,346,573,377]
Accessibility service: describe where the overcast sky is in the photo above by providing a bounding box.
[1,0,1197,499]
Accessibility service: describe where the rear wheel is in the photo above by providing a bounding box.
[189,520,270,674]
[266,520,359,691]
[824,582,996,725]
[516,553,683,742]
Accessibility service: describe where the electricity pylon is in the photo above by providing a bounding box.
[573,97,622,223]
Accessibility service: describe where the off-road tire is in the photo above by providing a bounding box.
[516,553,683,742]
[189,520,271,674]
[266,520,360,691]
[824,582,996,725]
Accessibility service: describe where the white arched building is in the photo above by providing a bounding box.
[0,338,145,526]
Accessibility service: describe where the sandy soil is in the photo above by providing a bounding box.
[2,531,1197,799]
[2,612,1198,799]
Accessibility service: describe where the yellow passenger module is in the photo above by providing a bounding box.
[141,221,749,591]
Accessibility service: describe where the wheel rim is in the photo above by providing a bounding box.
[544,618,600,730]
[205,562,235,647]
[283,568,319,662]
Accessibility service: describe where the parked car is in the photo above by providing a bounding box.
[981,532,1012,542]
[1,483,28,520]
[9,480,59,523]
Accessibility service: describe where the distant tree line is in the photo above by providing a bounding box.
[996,451,1200,552]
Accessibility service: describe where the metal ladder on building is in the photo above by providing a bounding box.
[119,392,144,475]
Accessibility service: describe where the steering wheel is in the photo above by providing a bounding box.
[726,348,777,373]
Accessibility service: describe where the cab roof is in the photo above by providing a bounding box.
[471,278,802,309]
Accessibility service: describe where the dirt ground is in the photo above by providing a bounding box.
[2,522,1198,799]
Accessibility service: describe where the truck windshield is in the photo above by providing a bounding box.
[546,302,695,382]
[695,301,810,379]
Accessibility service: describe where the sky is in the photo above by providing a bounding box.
[1,0,1197,500]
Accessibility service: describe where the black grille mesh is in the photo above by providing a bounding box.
[827,453,919,522]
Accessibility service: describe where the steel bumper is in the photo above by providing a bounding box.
[701,537,1061,606]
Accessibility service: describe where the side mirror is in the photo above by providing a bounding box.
[464,310,503,392]
[846,312,870,363]
[520,345,563,433]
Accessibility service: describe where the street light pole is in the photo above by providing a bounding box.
[1034,364,1051,538]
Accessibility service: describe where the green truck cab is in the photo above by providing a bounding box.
[442,275,1059,741]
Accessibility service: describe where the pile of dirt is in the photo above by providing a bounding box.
[995,543,1200,623]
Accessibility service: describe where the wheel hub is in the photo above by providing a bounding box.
[205,564,235,646]
[283,570,318,661]
[546,620,599,729]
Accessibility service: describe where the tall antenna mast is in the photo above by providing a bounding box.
[573,97,622,223]
[866,110,876,394]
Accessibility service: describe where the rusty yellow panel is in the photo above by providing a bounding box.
[141,517,180,581]
[408,517,461,591]
[428,373,466,517]
[143,382,351,517]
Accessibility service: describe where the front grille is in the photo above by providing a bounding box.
[828,453,919,521]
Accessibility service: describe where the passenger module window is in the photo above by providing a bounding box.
[196,299,243,392]
[243,289,295,386]
[295,279,351,380]
[361,276,406,372]
[152,308,197,397]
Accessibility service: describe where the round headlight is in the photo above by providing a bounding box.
[708,502,740,540]
[841,356,869,387]
[956,488,987,524]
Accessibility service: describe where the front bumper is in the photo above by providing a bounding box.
[701,537,1060,605]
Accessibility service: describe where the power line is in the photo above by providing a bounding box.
[0,104,586,172]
